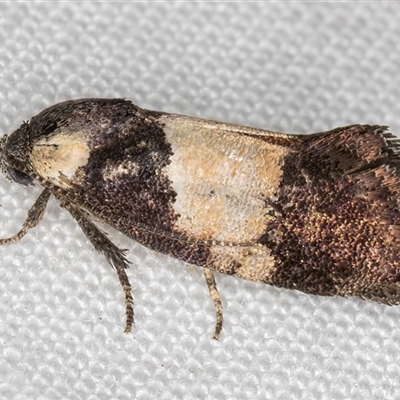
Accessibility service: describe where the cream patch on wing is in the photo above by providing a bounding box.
[31,130,90,188]
[208,243,277,282]
[160,115,290,243]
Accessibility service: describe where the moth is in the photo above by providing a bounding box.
[1,98,400,339]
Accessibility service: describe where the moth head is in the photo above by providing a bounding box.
[0,124,34,186]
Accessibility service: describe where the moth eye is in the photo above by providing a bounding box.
[7,166,33,186]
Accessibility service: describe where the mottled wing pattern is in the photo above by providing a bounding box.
[46,103,400,305]
[260,125,400,303]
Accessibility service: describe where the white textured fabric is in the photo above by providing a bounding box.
[0,3,400,399]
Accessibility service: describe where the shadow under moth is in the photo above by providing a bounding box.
[1,98,400,339]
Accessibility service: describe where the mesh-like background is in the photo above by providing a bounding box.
[0,3,400,399]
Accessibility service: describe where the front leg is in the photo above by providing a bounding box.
[63,203,134,333]
[0,188,51,245]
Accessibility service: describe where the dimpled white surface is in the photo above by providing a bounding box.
[0,3,400,400]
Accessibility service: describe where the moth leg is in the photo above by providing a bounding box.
[0,188,51,245]
[203,267,223,340]
[64,204,134,333]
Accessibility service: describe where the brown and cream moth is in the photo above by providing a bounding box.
[1,98,400,339]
